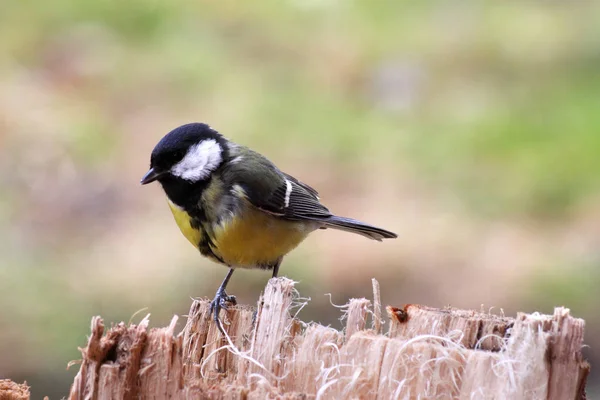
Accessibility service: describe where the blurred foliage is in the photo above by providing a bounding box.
[528,260,600,318]
[1,1,599,397]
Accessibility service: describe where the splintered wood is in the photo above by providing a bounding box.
[65,278,589,400]
[0,380,30,400]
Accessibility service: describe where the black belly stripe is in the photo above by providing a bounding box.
[190,218,201,231]
[196,225,226,265]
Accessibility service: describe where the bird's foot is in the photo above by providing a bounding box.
[209,289,237,335]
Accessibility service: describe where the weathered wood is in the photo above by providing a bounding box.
[50,278,589,399]
[247,277,296,386]
[0,380,30,400]
[546,308,589,400]
[387,304,513,351]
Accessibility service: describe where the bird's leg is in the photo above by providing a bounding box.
[271,257,282,278]
[209,268,237,335]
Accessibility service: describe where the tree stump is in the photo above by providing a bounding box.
[8,278,590,399]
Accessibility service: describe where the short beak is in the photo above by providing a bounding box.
[140,168,165,185]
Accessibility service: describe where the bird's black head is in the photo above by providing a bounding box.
[141,123,229,186]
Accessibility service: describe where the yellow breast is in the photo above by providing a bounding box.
[168,200,203,248]
[211,206,313,268]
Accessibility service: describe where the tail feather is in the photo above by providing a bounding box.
[320,215,397,241]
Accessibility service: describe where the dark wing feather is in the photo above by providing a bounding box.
[221,147,329,220]
[281,172,320,199]
[256,177,331,219]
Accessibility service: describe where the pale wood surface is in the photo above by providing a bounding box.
[3,278,588,399]
[0,380,30,400]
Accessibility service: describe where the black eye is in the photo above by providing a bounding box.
[163,150,182,164]
[174,150,186,161]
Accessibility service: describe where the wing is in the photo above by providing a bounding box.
[221,148,330,220]
[281,172,320,199]
[257,175,331,219]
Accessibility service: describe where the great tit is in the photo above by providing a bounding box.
[141,123,397,332]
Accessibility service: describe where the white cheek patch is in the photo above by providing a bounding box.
[171,139,223,181]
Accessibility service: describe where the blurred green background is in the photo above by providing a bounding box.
[1,1,599,397]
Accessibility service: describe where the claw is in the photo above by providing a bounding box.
[209,289,236,336]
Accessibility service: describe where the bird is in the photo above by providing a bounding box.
[141,123,397,333]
